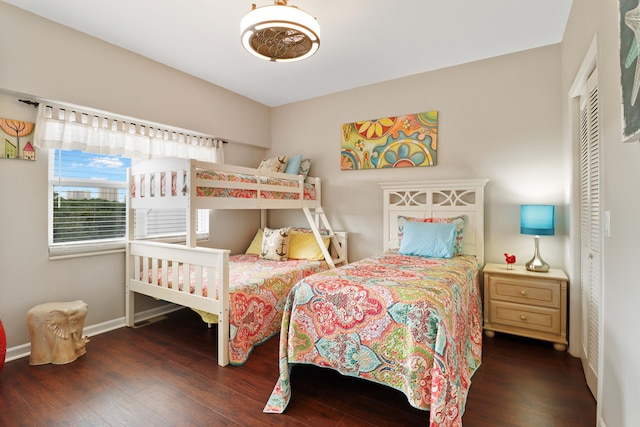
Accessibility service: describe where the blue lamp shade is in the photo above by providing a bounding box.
[520,205,555,236]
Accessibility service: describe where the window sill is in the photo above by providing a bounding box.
[48,241,126,260]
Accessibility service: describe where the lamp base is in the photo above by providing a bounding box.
[526,235,550,272]
[525,257,550,272]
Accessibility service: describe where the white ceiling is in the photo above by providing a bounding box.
[5,0,572,107]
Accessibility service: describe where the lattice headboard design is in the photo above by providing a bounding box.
[380,179,489,266]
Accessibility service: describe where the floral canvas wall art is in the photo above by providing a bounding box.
[341,111,437,170]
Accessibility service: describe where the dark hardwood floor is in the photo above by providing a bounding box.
[0,308,596,426]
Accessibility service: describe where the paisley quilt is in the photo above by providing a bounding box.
[196,170,317,200]
[147,254,330,365]
[264,252,482,427]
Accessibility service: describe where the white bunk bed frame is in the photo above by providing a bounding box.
[125,157,347,366]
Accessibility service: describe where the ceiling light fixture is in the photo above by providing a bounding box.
[240,0,320,63]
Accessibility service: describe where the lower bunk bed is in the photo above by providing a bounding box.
[264,179,488,427]
[125,228,347,367]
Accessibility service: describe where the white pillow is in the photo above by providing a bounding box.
[260,227,291,261]
[258,156,289,173]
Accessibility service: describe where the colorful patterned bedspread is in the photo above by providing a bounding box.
[147,254,329,365]
[263,253,482,427]
[196,170,316,200]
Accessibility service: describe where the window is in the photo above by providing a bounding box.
[48,149,209,258]
[36,101,221,258]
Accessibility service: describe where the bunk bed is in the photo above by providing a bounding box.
[125,157,347,366]
[264,179,488,427]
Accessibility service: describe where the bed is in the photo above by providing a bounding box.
[125,157,348,366]
[264,179,488,427]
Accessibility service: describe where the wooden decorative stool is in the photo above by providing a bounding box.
[27,300,89,365]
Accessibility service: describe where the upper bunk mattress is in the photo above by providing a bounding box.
[196,170,316,200]
[130,168,317,201]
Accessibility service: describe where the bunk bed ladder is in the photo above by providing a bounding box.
[302,206,347,268]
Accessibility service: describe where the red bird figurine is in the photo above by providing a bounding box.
[504,253,516,269]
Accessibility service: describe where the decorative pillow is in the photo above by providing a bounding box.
[298,158,312,178]
[284,154,303,175]
[259,156,289,173]
[245,228,263,255]
[398,215,465,255]
[398,221,457,258]
[288,230,330,261]
[260,227,291,261]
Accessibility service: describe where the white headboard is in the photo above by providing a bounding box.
[380,179,489,266]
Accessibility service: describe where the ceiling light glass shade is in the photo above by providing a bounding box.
[240,2,320,62]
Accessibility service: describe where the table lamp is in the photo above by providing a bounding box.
[520,204,554,272]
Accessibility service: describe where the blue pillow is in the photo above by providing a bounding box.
[398,221,457,258]
[284,154,303,174]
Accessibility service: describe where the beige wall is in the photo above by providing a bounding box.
[0,1,568,355]
[0,2,271,148]
[563,1,640,426]
[0,2,270,350]
[269,45,565,268]
[7,5,632,426]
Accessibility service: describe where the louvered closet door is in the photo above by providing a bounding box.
[578,68,601,399]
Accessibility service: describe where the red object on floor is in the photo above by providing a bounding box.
[0,319,6,374]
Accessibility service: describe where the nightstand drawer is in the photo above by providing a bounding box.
[488,276,560,308]
[489,301,560,334]
[483,263,568,350]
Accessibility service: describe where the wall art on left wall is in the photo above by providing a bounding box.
[0,118,36,160]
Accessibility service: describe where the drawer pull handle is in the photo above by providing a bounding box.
[520,290,527,296]
[520,315,527,321]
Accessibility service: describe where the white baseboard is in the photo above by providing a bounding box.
[5,304,183,362]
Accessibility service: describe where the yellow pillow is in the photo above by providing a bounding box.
[245,229,263,255]
[288,230,330,261]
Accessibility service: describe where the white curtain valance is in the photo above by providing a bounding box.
[34,103,224,163]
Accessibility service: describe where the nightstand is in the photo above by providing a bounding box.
[483,262,568,351]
